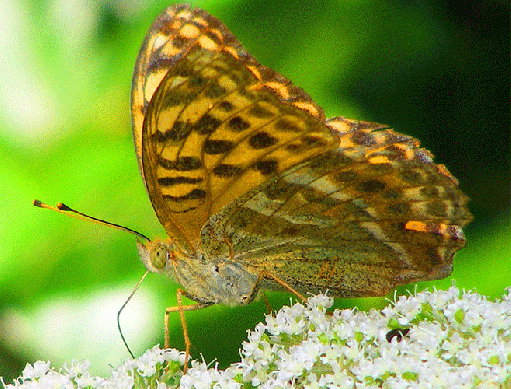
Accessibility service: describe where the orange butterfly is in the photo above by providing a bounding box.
[37,4,472,371]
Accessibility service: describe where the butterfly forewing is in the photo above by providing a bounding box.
[134,5,337,253]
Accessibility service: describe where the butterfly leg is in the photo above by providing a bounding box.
[165,288,210,372]
[257,270,307,303]
[223,237,235,260]
[261,292,274,315]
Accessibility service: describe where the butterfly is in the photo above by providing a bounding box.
[129,3,472,366]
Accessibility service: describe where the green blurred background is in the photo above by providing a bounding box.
[1,0,509,382]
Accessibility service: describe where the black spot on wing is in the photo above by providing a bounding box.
[358,180,386,193]
[218,101,234,111]
[158,176,203,186]
[158,156,202,171]
[193,114,222,135]
[153,121,192,143]
[163,188,206,202]
[228,116,250,132]
[249,132,278,149]
[253,159,278,175]
[249,104,274,118]
[213,164,243,177]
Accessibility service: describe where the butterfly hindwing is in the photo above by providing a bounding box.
[201,118,471,297]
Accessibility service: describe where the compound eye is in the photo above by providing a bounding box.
[150,244,169,269]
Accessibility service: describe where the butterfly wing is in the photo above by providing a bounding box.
[201,117,472,297]
[132,5,338,253]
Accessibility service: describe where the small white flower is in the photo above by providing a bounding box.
[40,372,74,389]
[62,360,91,378]
[306,293,333,310]
[21,361,51,380]
[74,372,102,388]
[107,370,135,389]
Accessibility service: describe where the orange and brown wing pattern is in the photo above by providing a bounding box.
[133,5,337,253]
[201,118,472,297]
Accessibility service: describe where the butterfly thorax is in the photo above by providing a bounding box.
[136,239,259,306]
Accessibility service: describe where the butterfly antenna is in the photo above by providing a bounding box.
[34,199,153,358]
[33,200,150,242]
[117,270,149,358]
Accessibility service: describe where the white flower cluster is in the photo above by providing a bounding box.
[3,346,185,389]
[3,287,510,389]
[228,287,511,388]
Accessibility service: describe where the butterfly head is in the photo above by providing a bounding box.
[136,239,176,274]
